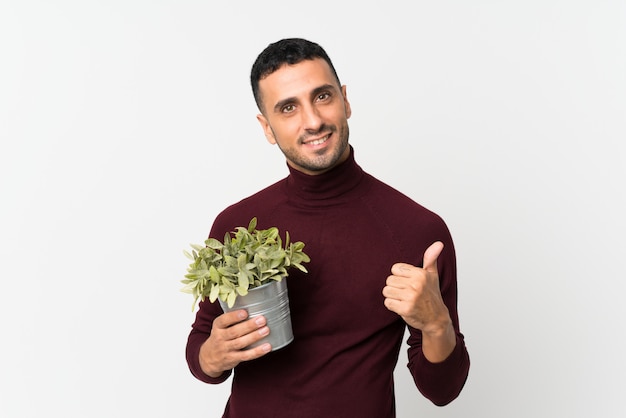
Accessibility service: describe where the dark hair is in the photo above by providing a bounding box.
[250,38,341,112]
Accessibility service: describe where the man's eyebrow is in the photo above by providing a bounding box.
[310,84,338,99]
[273,96,296,114]
[272,84,338,114]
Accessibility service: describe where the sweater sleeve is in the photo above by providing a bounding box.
[185,214,241,384]
[405,231,470,406]
[406,329,470,406]
[185,297,233,384]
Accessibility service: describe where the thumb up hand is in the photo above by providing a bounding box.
[382,241,449,332]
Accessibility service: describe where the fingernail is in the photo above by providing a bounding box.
[255,316,266,326]
[261,343,271,353]
[258,326,269,336]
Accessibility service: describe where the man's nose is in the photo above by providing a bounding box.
[301,104,323,131]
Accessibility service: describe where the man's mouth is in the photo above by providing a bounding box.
[304,134,330,146]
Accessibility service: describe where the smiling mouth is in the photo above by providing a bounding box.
[304,134,330,146]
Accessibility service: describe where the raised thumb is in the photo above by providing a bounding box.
[422,241,444,273]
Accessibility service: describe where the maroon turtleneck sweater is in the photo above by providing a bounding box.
[186,148,470,417]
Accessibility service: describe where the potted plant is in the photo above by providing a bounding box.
[181,217,310,350]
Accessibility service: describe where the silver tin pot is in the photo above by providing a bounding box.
[219,278,293,351]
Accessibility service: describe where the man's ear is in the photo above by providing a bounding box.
[256,114,276,144]
[341,85,352,119]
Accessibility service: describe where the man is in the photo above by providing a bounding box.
[186,38,470,417]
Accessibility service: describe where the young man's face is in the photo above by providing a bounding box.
[256,58,352,175]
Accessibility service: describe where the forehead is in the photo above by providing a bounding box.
[259,58,339,105]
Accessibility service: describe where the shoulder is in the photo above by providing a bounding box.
[361,172,453,258]
[363,172,445,222]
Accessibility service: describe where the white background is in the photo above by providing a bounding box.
[1,1,625,417]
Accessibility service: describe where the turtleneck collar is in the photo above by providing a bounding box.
[284,146,365,205]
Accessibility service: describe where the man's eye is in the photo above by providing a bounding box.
[317,92,330,101]
[282,104,295,113]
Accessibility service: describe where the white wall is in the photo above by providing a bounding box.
[1,1,624,417]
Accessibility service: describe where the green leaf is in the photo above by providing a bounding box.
[248,217,257,232]
[226,290,237,308]
[209,283,219,303]
[293,263,308,273]
[237,271,249,291]
[179,282,195,294]
[205,238,223,250]
[208,265,221,283]
[236,285,249,296]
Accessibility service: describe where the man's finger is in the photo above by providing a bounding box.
[422,241,444,273]
[214,309,248,329]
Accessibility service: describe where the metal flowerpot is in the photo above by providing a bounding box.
[219,278,293,351]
